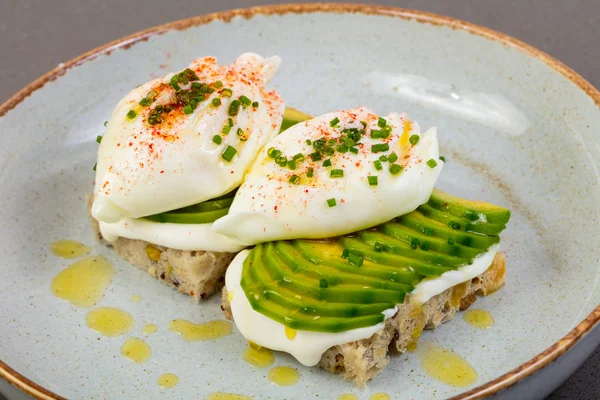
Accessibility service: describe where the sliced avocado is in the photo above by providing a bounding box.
[418,204,507,236]
[280,107,312,132]
[429,189,511,225]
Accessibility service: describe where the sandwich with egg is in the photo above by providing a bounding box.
[215,107,510,385]
[88,53,306,301]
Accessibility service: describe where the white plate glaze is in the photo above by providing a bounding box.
[0,5,599,400]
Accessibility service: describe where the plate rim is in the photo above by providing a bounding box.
[0,3,598,400]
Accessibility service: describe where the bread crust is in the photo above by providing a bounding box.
[87,196,236,302]
[222,252,506,386]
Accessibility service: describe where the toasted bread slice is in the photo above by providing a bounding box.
[87,196,236,302]
[222,252,506,386]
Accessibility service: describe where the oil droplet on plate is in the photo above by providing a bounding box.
[121,337,152,363]
[86,307,134,337]
[419,342,478,387]
[168,319,232,341]
[142,323,157,335]
[206,393,252,400]
[50,240,91,259]
[267,366,300,386]
[463,309,494,329]
[370,393,391,400]
[337,394,359,400]
[243,345,274,368]
[130,294,142,302]
[50,255,114,307]
[157,373,179,389]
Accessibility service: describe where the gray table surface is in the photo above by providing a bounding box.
[0,0,598,399]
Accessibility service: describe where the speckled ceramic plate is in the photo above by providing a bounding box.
[1,4,599,400]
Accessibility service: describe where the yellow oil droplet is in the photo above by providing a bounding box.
[419,342,478,387]
[157,373,179,389]
[248,340,261,350]
[267,366,300,386]
[285,326,297,340]
[168,319,232,341]
[337,394,359,400]
[142,323,158,335]
[121,337,152,363]
[227,290,234,302]
[243,345,274,368]
[50,256,114,307]
[206,393,252,400]
[370,393,391,400]
[463,309,495,329]
[50,240,92,259]
[86,307,134,337]
[130,294,142,302]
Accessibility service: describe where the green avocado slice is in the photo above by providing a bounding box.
[280,107,312,132]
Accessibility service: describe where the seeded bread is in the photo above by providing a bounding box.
[87,196,237,302]
[222,252,506,386]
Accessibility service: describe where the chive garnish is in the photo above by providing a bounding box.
[222,124,231,135]
[341,249,350,259]
[212,135,222,145]
[389,164,403,175]
[92,163,97,171]
[323,159,332,167]
[440,155,446,162]
[409,135,420,145]
[139,97,151,107]
[239,95,252,108]
[377,117,386,128]
[289,174,301,185]
[326,198,337,207]
[330,169,344,178]
[183,105,193,115]
[349,146,359,154]
[214,81,223,89]
[306,139,312,145]
[212,98,221,107]
[427,159,438,168]
[388,152,398,163]
[252,101,259,108]
[374,160,383,171]
[103,121,108,127]
[373,242,384,252]
[319,278,329,288]
[307,167,314,178]
[221,145,237,162]
[379,155,388,162]
[292,153,304,162]
[228,100,241,116]
[371,143,389,153]
[96,135,102,144]
[368,175,378,186]
[287,160,297,170]
[126,110,137,119]
[450,221,461,230]
[330,117,340,127]
[348,253,363,267]
[221,88,233,97]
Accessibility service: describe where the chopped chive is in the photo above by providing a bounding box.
[214,80,223,89]
[377,117,386,128]
[409,135,420,145]
[323,159,332,167]
[421,241,431,251]
[371,143,389,153]
[448,238,455,245]
[239,95,252,108]
[103,121,108,127]
[287,160,297,170]
[450,221,461,230]
[307,167,314,178]
[252,101,259,108]
[326,198,337,207]
[426,158,438,168]
[221,145,237,162]
[319,278,329,288]
[410,238,420,249]
[146,90,157,100]
[367,175,378,186]
[126,110,137,119]
[360,121,367,128]
[388,152,399,163]
[222,124,231,135]
[439,155,446,162]
[306,139,312,145]
[336,144,348,153]
[212,98,221,107]
[92,163,97,171]
[221,88,233,97]
[237,128,244,137]
[292,153,304,162]
[228,118,234,127]
[374,160,383,171]
[309,152,322,161]
[384,125,392,133]
[329,117,340,127]
[341,249,350,259]
[370,130,381,139]
[348,253,363,267]
[289,174,301,185]
[267,147,281,159]
[96,135,103,144]
[183,105,193,114]
[349,146,359,154]
[330,169,344,178]
[228,100,241,116]
[276,156,287,167]
[139,97,151,107]
[389,164,403,175]
[374,242,384,252]
[379,155,388,162]
[212,135,222,145]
